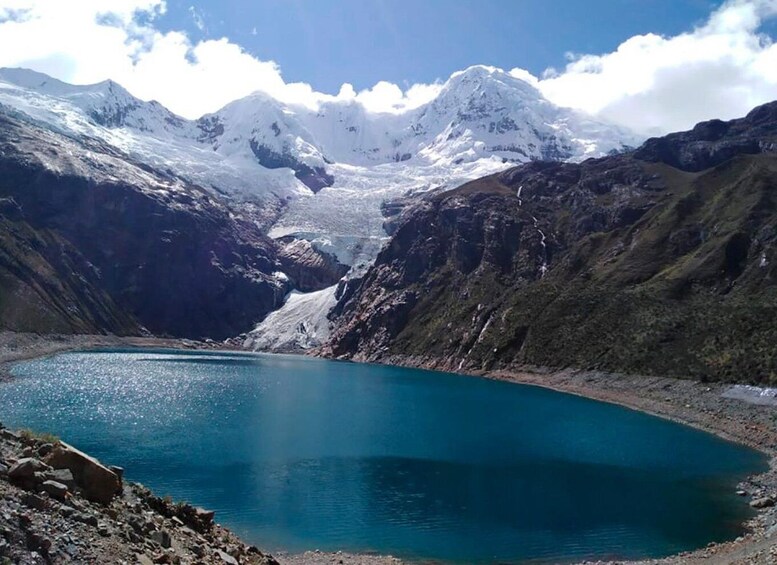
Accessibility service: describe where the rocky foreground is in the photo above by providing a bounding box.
[0,423,280,565]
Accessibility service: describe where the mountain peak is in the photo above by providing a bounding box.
[449,64,505,81]
[438,65,543,107]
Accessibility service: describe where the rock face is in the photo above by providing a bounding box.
[277,238,349,292]
[325,101,777,384]
[0,112,294,339]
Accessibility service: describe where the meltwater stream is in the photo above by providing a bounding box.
[1,349,767,564]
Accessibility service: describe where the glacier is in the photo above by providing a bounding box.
[0,64,642,351]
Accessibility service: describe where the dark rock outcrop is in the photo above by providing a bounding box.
[276,238,349,292]
[325,101,777,384]
[633,102,777,171]
[249,140,334,193]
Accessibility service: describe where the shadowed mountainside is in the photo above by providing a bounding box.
[0,112,342,339]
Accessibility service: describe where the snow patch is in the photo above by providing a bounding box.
[722,385,777,407]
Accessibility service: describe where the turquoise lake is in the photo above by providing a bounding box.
[1,349,767,563]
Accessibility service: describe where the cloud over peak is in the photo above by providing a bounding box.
[0,0,776,134]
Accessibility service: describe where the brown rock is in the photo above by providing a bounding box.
[42,479,69,500]
[46,442,121,504]
[8,457,50,480]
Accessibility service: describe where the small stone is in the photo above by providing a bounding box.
[150,529,172,549]
[21,446,34,457]
[191,545,205,558]
[20,492,48,510]
[0,462,8,476]
[216,550,239,565]
[0,429,19,441]
[194,506,215,530]
[75,512,99,527]
[109,465,125,481]
[26,531,52,553]
[736,489,747,496]
[136,554,155,565]
[18,513,32,528]
[98,525,111,537]
[37,443,54,457]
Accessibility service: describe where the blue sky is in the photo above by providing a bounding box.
[157,0,725,93]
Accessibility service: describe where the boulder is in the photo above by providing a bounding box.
[750,495,776,509]
[45,442,121,504]
[42,480,69,500]
[44,468,76,489]
[8,457,50,481]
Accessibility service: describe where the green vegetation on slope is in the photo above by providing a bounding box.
[328,104,777,384]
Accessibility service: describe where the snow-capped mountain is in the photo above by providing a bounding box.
[0,65,642,350]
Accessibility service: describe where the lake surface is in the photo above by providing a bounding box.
[1,349,767,564]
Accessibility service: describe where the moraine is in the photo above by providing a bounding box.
[1,349,767,564]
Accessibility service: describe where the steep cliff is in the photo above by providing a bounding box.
[325,102,777,384]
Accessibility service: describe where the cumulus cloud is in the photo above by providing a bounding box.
[0,0,440,118]
[0,0,775,132]
[516,0,777,134]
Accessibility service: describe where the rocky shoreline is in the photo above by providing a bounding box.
[2,333,777,564]
[0,424,283,565]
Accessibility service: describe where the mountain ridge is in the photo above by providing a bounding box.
[323,101,777,383]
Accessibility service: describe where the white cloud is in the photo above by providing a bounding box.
[0,0,440,118]
[0,0,775,132]
[520,0,777,134]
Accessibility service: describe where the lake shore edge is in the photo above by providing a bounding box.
[2,331,775,564]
